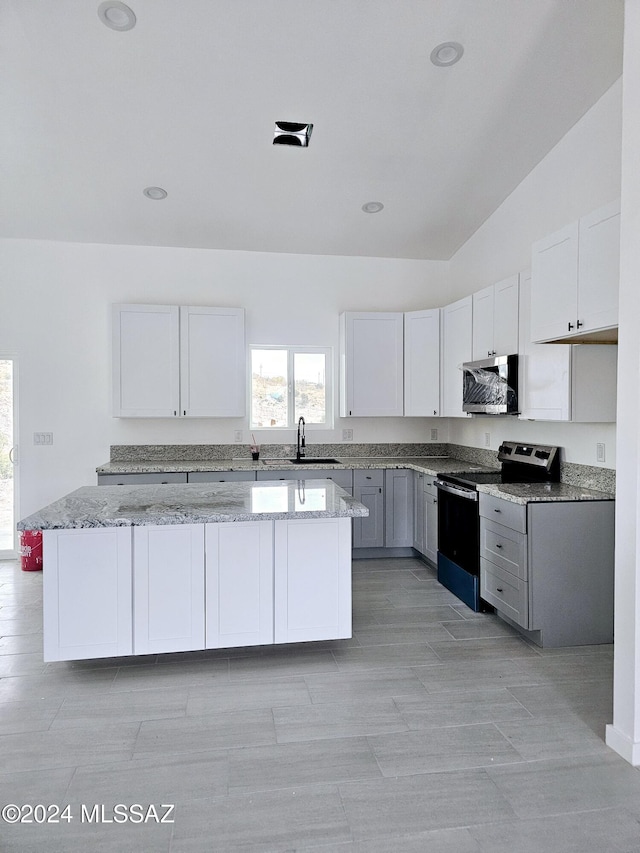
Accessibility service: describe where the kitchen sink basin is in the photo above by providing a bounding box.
[289,458,341,465]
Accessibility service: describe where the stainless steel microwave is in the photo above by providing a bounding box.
[462,354,519,415]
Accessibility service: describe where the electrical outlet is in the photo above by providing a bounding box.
[34,432,54,445]
[234,430,243,443]
[484,432,491,448]
[430,428,438,441]
[596,442,606,463]
[342,429,353,441]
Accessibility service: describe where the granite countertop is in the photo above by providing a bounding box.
[477,481,614,505]
[96,456,497,478]
[18,480,369,530]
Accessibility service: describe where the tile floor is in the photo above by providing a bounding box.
[0,555,638,852]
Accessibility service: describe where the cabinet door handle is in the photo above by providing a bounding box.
[496,587,504,593]
[433,498,437,503]
[577,320,583,329]
[174,410,177,416]
[495,543,503,549]
[568,322,574,331]
[494,508,501,513]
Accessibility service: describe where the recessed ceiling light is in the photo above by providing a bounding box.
[143,187,167,200]
[430,41,464,67]
[97,2,136,31]
[362,201,384,214]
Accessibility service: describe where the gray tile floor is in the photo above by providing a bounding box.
[0,555,638,852]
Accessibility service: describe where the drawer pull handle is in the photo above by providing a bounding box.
[495,543,503,549]
[496,587,504,593]
[494,508,501,513]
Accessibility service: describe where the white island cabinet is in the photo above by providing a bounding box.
[27,480,367,662]
[43,528,132,662]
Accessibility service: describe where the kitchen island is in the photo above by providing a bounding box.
[18,480,368,662]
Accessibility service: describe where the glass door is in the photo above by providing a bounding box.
[0,358,17,558]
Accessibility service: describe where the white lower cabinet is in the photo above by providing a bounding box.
[205,521,274,648]
[133,525,205,655]
[43,528,133,662]
[274,517,352,643]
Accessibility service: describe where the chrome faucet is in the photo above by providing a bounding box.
[296,416,306,460]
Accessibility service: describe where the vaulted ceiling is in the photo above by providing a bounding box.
[0,0,624,260]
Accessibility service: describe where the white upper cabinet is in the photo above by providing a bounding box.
[472,275,519,360]
[404,309,440,416]
[180,306,246,417]
[519,270,617,422]
[577,200,621,334]
[340,312,404,417]
[112,304,180,418]
[531,199,620,343]
[441,296,472,417]
[112,303,245,418]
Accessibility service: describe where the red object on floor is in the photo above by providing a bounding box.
[20,530,43,571]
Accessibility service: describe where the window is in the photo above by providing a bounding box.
[250,346,333,429]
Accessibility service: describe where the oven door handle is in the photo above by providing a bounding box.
[434,479,478,501]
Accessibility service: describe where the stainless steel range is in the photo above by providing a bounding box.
[434,441,560,611]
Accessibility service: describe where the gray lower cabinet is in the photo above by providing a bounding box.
[188,471,256,483]
[479,493,614,647]
[353,470,384,548]
[413,473,438,562]
[413,472,426,554]
[97,472,188,485]
[384,469,414,548]
[423,478,438,564]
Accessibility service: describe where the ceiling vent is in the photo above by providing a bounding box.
[273,122,313,147]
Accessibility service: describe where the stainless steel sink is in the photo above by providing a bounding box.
[289,458,341,465]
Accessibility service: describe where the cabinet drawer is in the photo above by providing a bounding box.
[423,478,438,498]
[480,560,529,629]
[353,469,384,488]
[312,469,353,493]
[479,493,526,533]
[257,470,291,481]
[256,469,353,493]
[97,472,187,485]
[480,519,527,580]
[188,471,256,483]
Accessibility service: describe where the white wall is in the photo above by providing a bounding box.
[606,0,640,765]
[446,78,622,465]
[1,74,623,521]
[0,239,448,516]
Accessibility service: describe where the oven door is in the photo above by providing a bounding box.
[434,479,479,576]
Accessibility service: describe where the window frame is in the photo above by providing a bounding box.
[249,345,334,431]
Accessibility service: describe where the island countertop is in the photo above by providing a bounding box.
[18,479,369,530]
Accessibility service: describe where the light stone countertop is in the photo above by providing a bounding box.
[477,481,614,504]
[18,480,369,530]
[96,456,494,478]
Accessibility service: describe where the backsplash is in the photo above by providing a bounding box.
[109,443,450,462]
[108,443,615,492]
